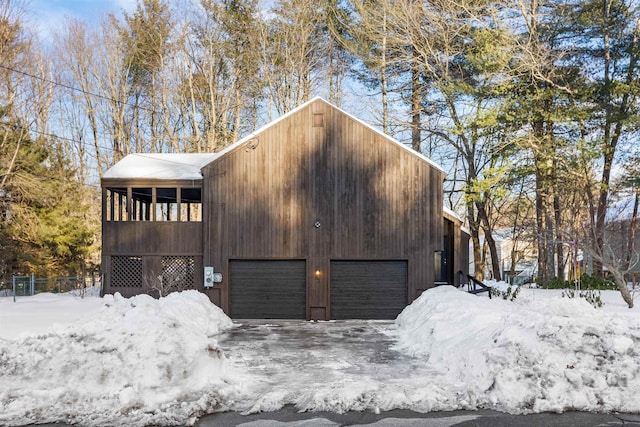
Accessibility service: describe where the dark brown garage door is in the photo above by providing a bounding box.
[330,260,408,320]
[230,260,306,319]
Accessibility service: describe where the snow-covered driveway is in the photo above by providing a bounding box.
[218,320,447,414]
[2,287,639,426]
[219,286,640,416]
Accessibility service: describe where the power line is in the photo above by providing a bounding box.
[0,66,224,172]
[0,66,218,163]
[2,122,219,174]
[0,64,155,113]
[2,121,117,154]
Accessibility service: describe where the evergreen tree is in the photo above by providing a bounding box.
[0,112,95,279]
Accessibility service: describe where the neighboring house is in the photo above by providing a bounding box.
[470,198,640,285]
[601,194,640,286]
[101,97,469,320]
[469,228,538,283]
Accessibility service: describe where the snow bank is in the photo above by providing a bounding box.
[395,286,640,414]
[0,291,237,426]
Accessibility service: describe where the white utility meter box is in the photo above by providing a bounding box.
[204,266,214,288]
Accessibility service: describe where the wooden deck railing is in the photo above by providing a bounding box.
[459,271,492,299]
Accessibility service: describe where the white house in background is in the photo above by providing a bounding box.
[468,193,640,286]
[601,193,640,286]
[469,228,538,284]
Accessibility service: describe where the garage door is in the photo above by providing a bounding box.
[230,260,306,319]
[330,260,408,320]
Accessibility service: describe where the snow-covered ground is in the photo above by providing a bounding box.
[0,291,238,426]
[0,286,639,426]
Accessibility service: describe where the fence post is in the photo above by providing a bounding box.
[31,273,35,296]
[12,275,16,302]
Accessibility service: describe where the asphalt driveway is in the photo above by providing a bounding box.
[214,320,443,414]
[200,320,640,427]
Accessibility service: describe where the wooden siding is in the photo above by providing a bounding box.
[102,222,203,255]
[443,210,470,287]
[102,205,204,297]
[102,179,204,297]
[202,99,444,319]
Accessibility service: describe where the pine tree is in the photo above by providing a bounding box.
[0,113,95,279]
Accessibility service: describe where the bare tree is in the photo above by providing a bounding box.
[584,205,638,309]
[260,0,328,116]
[587,159,640,308]
[335,0,400,134]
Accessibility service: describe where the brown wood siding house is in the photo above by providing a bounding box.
[101,98,469,320]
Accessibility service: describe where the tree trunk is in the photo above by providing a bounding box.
[411,48,421,152]
[233,83,241,145]
[467,199,484,281]
[544,208,555,279]
[381,10,389,134]
[477,200,501,280]
[535,162,547,283]
[554,163,564,278]
[610,268,634,308]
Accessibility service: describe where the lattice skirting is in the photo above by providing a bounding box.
[161,256,196,290]
[108,255,200,295]
[111,256,143,288]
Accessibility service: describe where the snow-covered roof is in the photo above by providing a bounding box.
[443,206,471,234]
[443,206,462,222]
[102,153,219,180]
[606,195,637,222]
[102,97,445,181]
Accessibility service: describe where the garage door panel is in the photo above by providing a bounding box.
[330,260,408,320]
[230,260,306,319]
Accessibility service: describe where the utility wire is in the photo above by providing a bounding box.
[0,64,155,113]
[2,121,117,154]
[0,66,220,170]
[2,122,218,172]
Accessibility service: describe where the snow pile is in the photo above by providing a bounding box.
[0,291,237,426]
[3,286,640,424]
[395,286,640,414]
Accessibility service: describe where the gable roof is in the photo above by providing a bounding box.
[102,97,445,180]
[211,97,445,173]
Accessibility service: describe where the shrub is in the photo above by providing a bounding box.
[561,288,604,308]
[578,273,616,290]
[542,277,569,289]
[538,274,615,291]
[490,285,521,301]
